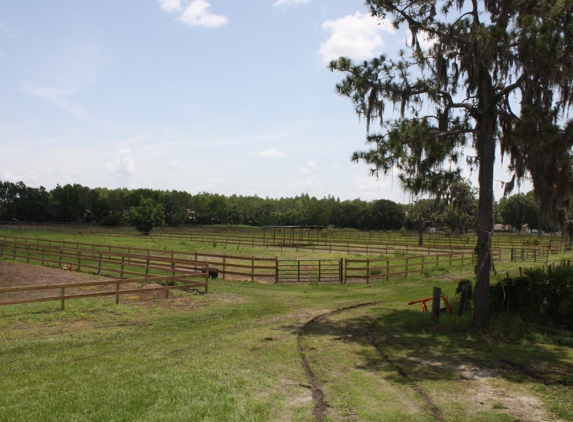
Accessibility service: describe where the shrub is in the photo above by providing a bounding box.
[489,261,573,329]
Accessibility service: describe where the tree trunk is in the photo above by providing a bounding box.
[473,77,496,329]
[418,228,424,245]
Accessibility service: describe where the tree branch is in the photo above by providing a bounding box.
[438,129,477,137]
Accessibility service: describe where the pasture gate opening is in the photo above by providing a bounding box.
[276,259,343,283]
[510,247,549,262]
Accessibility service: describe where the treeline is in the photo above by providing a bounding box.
[0,180,407,230]
[1,180,559,233]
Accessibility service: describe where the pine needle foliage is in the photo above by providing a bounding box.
[330,0,573,328]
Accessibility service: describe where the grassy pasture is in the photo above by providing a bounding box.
[0,230,572,421]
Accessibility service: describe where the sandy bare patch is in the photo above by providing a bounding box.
[415,357,562,421]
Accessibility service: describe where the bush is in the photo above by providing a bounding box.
[489,261,573,329]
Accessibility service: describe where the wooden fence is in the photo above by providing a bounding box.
[1,236,475,286]
[0,236,211,309]
[345,250,475,283]
[0,224,515,259]
[0,273,208,309]
[14,230,500,260]
[1,221,564,250]
[0,235,278,283]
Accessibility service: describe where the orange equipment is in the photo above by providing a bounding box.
[408,295,453,313]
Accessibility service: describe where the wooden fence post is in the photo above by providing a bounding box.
[120,256,125,279]
[366,260,370,284]
[116,282,120,304]
[61,287,65,311]
[251,257,255,281]
[78,251,82,271]
[205,265,209,294]
[275,257,279,284]
[222,256,226,280]
[59,248,63,267]
[386,259,389,281]
[458,284,469,316]
[98,254,102,275]
[432,287,441,323]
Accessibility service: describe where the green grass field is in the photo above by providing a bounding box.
[1,230,572,421]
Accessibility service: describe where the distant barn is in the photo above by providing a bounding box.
[263,225,327,247]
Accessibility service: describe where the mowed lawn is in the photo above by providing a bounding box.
[1,232,572,421]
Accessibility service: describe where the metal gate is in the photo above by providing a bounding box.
[510,247,549,262]
[277,259,343,283]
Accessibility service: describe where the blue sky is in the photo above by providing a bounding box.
[0,0,520,203]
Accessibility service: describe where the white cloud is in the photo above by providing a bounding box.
[253,148,287,158]
[332,163,340,168]
[105,149,136,176]
[158,0,181,12]
[300,160,320,174]
[180,0,228,27]
[158,0,228,27]
[319,12,395,63]
[274,0,310,6]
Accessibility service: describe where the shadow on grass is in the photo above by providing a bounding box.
[295,305,573,388]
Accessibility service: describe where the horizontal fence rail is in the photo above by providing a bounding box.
[1,235,476,286]
[0,222,564,251]
[0,235,278,283]
[345,251,475,283]
[79,231,505,261]
[0,224,518,262]
[0,273,209,309]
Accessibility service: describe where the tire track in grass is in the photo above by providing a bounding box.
[368,320,444,422]
[298,302,444,422]
[297,302,379,421]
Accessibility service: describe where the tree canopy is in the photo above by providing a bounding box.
[330,0,573,327]
[0,180,413,231]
